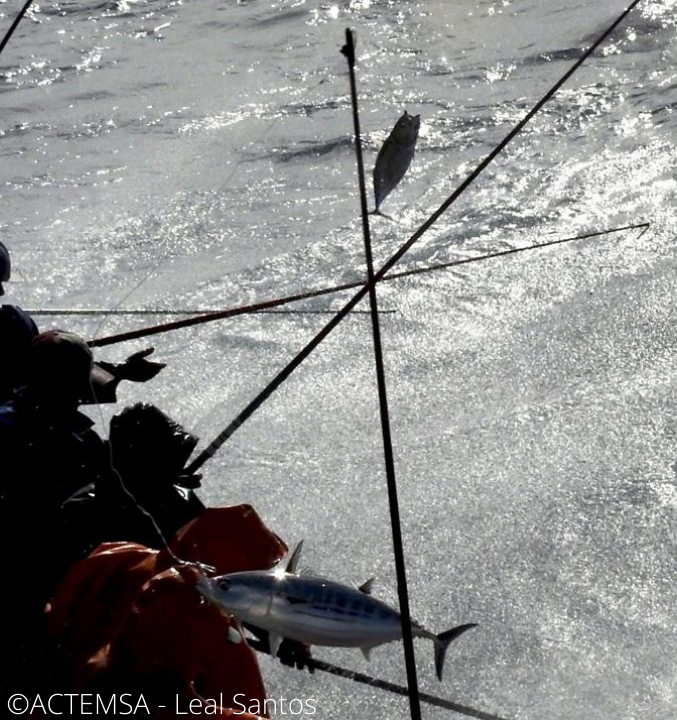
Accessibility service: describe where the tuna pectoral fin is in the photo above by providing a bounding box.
[269,632,282,659]
[434,623,478,682]
[360,646,373,661]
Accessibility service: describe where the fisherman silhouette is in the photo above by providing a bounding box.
[0,241,166,403]
[0,330,110,696]
[0,331,173,697]
[62,403,206,560]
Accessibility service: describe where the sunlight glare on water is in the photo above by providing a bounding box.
[2,1,677,718]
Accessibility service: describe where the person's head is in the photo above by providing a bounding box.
[27,329,113,408]
[109,403,198,486]
[0,242,10,297]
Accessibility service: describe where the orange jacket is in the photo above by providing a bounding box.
[46,505,287,719]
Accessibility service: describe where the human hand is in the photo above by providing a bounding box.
[118,347,166,382]
[277,639,315,674]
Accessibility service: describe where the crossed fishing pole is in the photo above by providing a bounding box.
[84,222,649,345]
[180,0,648,476]
[179,3,645,718]
[0,1,649,719]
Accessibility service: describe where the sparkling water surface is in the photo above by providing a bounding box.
[2,0,677,718]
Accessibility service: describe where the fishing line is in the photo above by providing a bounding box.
[184,0,647,473]
[343,28,421,720]
[89,221,649,347]
[0,0,191,588]
[0,0,34,59]
[247,637,509,720]
[73,76,277,566]
[86,271,187,567]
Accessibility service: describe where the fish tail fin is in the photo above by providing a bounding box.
[369,208,397,222]
[433,623,477,681]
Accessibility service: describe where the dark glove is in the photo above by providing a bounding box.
[243,625,315,674]
[175,472,203,489]
[277,639,315,674]
[116,347,166,382]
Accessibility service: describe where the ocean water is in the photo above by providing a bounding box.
[2,0,677,718]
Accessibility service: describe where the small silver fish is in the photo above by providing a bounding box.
[373,111,421,214]
[197,541,476,681]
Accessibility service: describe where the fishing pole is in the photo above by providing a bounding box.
[247,638,509,720]
[184,0,647,474]
[89,221,648,347]
[0,0,34,58]
[29,308,397,316]
[185,219,648,474]
[343,28,422,720]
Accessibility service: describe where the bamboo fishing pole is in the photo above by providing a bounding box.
[89,222,648,347]
[184,0,647,474]
[342,28,422,720]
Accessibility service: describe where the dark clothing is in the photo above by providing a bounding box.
[109,479,205,546]
[0,304,39,401]
[0,393,204,592]
[0,391,108,695]
[0,392,106,498]
[0,390,204,695]
[62,478,205,558]
[0,392,109,594]
[0,303,121,405]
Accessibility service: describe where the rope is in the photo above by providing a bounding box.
[342,27,421,720]
[185,0,645,474]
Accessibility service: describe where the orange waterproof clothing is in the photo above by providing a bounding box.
[46,504,287,719]
[162,504,287,574]
[47,541,160,684]
[109,564,268,708]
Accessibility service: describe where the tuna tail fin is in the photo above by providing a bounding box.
[368,208,396,221]
[433,623,477,681]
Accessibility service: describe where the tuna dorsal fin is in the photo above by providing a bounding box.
[358,578,375,594]
[360,647,372,661]
[285,540,304,574]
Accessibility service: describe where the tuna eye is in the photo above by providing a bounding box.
[218,579,230,591]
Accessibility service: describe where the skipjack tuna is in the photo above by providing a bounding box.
[197,541,476,680]
[373,111,421,214]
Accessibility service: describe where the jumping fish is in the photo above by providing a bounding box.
[373,111,421,215]
[196,541,476,681]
